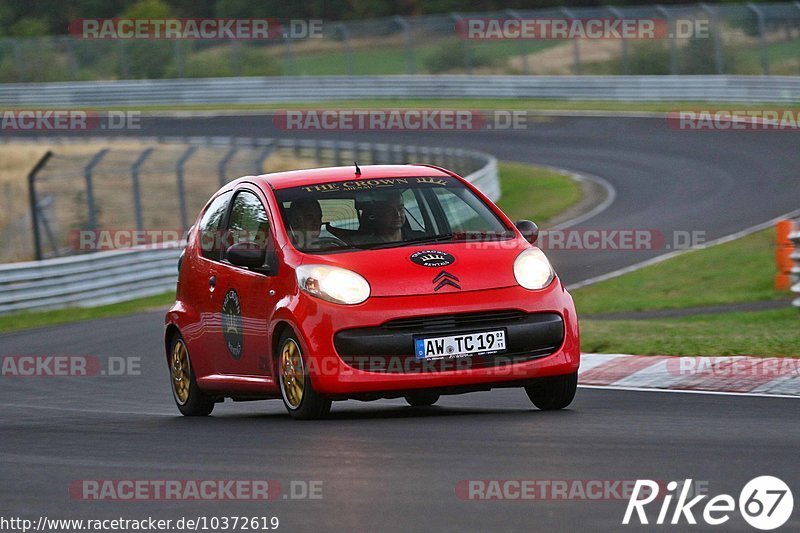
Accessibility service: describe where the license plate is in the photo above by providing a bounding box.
[414,330,506,360]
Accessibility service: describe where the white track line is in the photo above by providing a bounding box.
[578,384,800,399]
[546,167,617,230]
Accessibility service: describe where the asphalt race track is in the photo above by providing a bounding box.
[2,115,800,531]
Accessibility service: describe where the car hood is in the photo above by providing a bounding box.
[300,240,531,297]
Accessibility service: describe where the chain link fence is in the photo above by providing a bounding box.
[1,137,495,264]
[1,3,799,83]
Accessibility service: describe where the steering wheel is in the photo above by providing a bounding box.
[315,236,349,247]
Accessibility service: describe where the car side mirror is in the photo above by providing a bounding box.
[226,242,272,273]
[515,220,539,244]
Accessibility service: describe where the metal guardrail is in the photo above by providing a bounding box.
[0,245,182,314]
[0,136,498,315]
[791,228,800,309]
[2,75,800,107]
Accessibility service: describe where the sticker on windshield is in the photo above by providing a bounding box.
[300,176,451,194]
[410,250,455,267]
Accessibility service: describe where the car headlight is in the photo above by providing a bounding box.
[513,248,555,290]
[296,264,370,305]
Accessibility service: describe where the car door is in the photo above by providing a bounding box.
[184,190,232,376]
[213,186,274,377]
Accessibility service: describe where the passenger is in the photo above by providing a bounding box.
[287,199,323,247]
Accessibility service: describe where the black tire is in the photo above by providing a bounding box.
[404,392,440,407]
[168,334,215,416]
[524,372,578,410]
[277,330,332,420]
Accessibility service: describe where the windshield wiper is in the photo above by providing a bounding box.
[362,233,456,250]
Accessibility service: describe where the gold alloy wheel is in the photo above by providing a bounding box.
[280,339,305,409]
[171,340,191,405]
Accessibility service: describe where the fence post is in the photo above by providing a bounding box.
[118,40,129,79]
[131,147,154,232]
[11,39,23,82]
[27,151,53,261]
[84,149,109,232]
[559,8,582,75]
[334,142,343,166]
[284,35,295,75]
[700,3,724,74]
[337,23,354,76]
[231,40,242,77]
[394,16,415,74]
[450,13,472,74]
[218,146,238,187]
[254,142,274,174]
[656,6,679,75]
[506,9,528,75]
[63,37,79,81]
[607,6,629,75]
[174,40,185,78]
[175,146,196,230]
[747,3,770,76]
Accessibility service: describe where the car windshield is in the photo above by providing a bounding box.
[274,175,513,253]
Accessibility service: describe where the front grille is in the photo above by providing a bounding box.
[382,310,527,332]
[334,311,564,374]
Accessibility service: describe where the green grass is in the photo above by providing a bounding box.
[0,161,578,334]
[497,161,580,224]
[580,308,800,356]
[572,229,782,314]
[573,227,798,357]
[0,291,174,334]
[13,99,800,113]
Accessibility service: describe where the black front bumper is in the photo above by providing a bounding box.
[333,310,564,373]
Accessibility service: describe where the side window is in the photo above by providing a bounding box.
[433,188,488,232]
[197,191,232,261]
[227,190,270,248]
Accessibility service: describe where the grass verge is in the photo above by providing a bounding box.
[572,228,783,314]
[573,227,798,356]
[496,161,580,224]
[1,161,579,334]
[0,292,174,334]
[580,308,800,357]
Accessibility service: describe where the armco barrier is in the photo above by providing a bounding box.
[1,76,800,107]
[0,136,498,315]
[0,245,182,314]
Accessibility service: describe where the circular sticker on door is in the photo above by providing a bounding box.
[410,250,455,268]
[222,289,243,360]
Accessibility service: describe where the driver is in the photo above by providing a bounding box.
[359,190,407,243]
[287,198,323,248]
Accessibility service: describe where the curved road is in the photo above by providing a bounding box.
[2,115,799,532]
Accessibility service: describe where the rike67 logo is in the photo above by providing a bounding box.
[624,476,794,530]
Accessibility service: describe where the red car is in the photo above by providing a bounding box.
[165,164,580,419]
